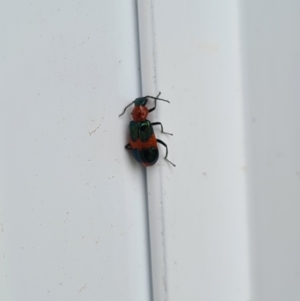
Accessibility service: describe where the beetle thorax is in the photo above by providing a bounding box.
[132,106,148,121]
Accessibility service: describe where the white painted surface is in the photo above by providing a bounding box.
[142,1,250,300]
[0,1,151,301]
[138,1,300,301]
[1,1,300,301]
[137,2,172,301]
[241,1,300,300]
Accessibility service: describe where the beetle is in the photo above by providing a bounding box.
[119,92,175,167]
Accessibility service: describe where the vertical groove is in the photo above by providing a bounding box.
[133,0,143,94]
[133,1,154,300]
[148,4,169,297]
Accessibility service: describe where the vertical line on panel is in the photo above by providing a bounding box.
[147,3,169,298]
[133,0,143,93]
[148,3,169,299]
[136,1,169,300]
[143,170,154,301]
[133,1,154,301]
[149,1,157,86]
[238,0,257,299]
[233,1,252,299]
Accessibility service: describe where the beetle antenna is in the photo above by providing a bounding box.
[119,101,134,117]
[145,92,170,103]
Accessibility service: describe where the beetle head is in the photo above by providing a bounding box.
[119,93,169,117]
[134,97,148,107]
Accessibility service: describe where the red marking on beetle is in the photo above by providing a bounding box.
[132,106,148,122]
[129,134,157,150]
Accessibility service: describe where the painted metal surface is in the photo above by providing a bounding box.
[1,0,300,300]
[139,1,300,301]
[138,1,250,300]
[0,1,151,300]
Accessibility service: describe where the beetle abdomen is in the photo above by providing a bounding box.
[129,120,159,166]
[140,147,159,166]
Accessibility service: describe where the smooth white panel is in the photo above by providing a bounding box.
[138,1,300,301]
[138,1,250,300]
[3,1,299,300]
[241,1,300,300]
[137,2,171,301]
[0,1,151,301]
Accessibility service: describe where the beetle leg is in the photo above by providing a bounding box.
[156,139,176,167]
[148,92,170,113]
[148,92,161,113]
[125,143,132,150]
[152,122,173,135]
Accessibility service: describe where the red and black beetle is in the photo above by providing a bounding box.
[119,92,175,167]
